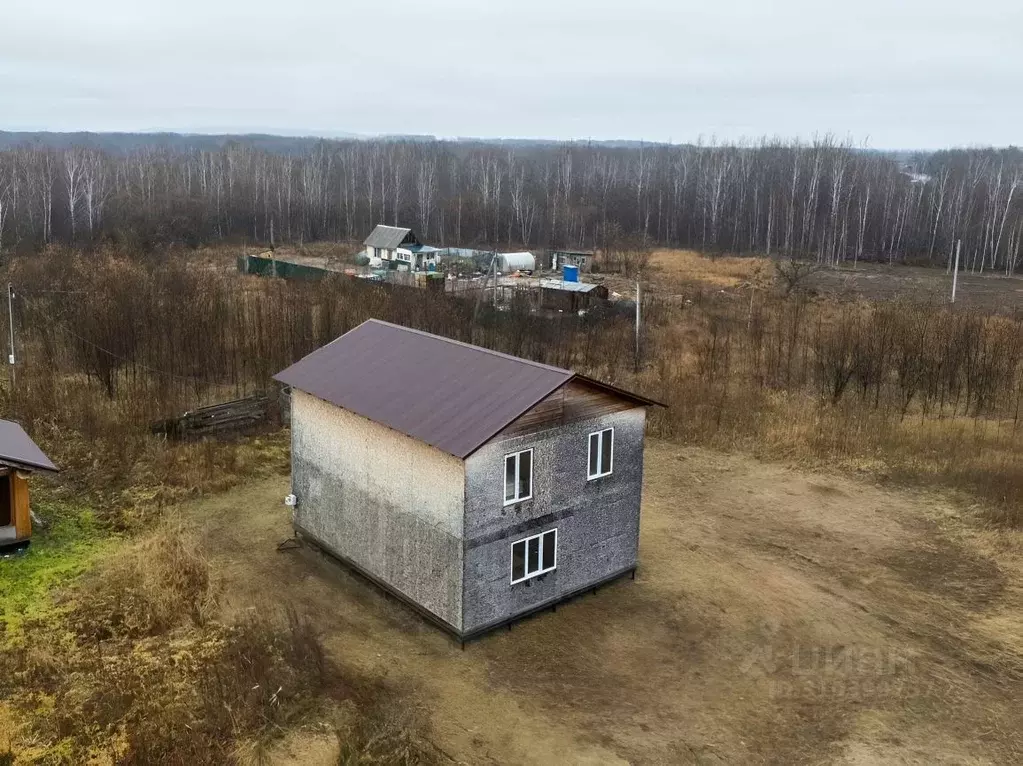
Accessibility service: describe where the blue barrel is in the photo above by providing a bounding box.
[563,264,579,282]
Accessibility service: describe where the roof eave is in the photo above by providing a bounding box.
[570,374,667,408]
[438,377,574,461]
[461,374,664,460]
[0,457,60,474]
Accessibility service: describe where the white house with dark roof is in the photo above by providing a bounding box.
[363,224,442,271]
[274,319,661,641]
[363,225,419,263]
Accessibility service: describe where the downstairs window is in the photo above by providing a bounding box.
[511,528,557,583]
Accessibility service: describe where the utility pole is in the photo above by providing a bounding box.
[472,250,499,326]
[634,280,641,373]
[951,239,961,304]
[7,282,15,388]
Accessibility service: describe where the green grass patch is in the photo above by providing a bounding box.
[0,501,115,643]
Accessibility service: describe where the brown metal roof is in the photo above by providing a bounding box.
[274,319,657,459]
[0,420,58,472]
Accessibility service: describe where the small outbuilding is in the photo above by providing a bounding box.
[275,319,660,641]
[551,250,596,273]
[0,420,58,550]
[496,252,535,273]
[538,278,610,313]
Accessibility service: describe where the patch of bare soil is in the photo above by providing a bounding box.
[806,262,1023,313]
[174,441,1023,765]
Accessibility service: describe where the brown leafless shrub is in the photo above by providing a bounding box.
[774,258,822,297]
[813,307,862,404]
[595,222,652,277]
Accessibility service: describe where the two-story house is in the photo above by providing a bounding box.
[274,319,659,641]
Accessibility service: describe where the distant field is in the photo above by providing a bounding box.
[807,262,1023,311]
[643,248,1023,312]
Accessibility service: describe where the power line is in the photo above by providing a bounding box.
[61,326,212,383]
[7,283,216,383]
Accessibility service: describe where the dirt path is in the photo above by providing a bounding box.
[172,441,1023,765]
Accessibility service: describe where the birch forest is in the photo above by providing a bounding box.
[0,136,1020,272]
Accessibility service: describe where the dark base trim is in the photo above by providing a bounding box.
[295,525,463,636]
[0,539,30,554]
[294,525,636,645]
[461,564,637,642]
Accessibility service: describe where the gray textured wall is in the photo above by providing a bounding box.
[462,407,646,634]
[290,390,465,629]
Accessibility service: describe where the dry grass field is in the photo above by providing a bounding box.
[163,439,1023,765]
[646,248,770,289]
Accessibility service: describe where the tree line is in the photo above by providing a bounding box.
[0,136,1020,272]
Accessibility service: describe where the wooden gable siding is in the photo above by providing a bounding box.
[499,388,565,438]
[497,380,639,440]
[562,380,639,422]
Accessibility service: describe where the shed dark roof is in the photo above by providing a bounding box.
[274,319,657,459]
[0,420,58,472]
[364,225,416,250]
[538,278,605,294]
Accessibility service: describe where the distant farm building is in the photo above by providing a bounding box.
[538,279,609,313]
[551,250,596,273]
[496,252,536,273]
[0,420,58,550]
[364,225,419,263]
[363,225,445,271]
[275,319,659,640]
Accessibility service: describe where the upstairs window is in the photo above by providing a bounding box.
[511,529,557,583]
[504,449,532,504]
[588,428,614,479]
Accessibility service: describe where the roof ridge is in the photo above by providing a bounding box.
[361,319,573,376]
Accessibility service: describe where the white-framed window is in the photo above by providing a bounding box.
[588,428,614,479]
[504,448,533,504]
[511,528,557,583]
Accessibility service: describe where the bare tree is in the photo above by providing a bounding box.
[775,258,822,297]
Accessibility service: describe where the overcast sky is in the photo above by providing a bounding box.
[2,0,1020,149]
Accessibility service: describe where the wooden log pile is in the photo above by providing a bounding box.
[150,394,273,439]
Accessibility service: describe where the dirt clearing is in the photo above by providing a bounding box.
[644,248,1023,313]
[174,441,1023,764]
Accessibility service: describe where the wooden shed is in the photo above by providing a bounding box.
[0,420,58,551]
[551,250,596,273]
[538,278,610,313]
